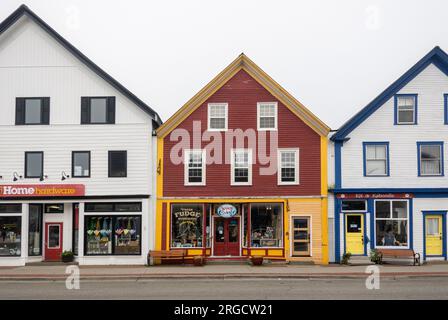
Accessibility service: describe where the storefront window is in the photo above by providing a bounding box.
[375,200,408,247]
[85,216,112,255]
[85,215,141,255]
[28,205,42,256]
[171,204,203,248]
[205,207,211,248]
[250,203,283,247]
[73,204,79,255]
[0,216,21,256]
[114,216,141,254]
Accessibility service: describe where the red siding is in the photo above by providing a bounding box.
[163,69,321,197]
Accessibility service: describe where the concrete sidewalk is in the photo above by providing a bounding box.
[0,263,447,280]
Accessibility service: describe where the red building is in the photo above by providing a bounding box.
[155,54,330,263]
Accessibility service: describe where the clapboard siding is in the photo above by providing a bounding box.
[0,15,150,126]
[0,14,155,196]
[341,63,448,188]
[163,69,321,197]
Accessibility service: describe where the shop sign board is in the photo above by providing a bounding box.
[0,184,85,198]
[216,204,237,218]
[337,193,413,199]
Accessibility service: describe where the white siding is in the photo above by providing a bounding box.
[0,15,155,196]
[341,63,448,188]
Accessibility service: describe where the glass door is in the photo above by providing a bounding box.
[44,222,63,261]
[291,217,310,256]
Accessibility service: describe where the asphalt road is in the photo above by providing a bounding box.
[0,277,447,300]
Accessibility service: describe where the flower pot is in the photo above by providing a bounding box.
[62,255,74,263]
[250,256,263,266]
[193,256,205,266]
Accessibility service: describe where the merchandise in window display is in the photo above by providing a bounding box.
[0,217,21,256]
[86,217,112,255]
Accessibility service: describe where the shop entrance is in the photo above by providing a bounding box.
[345,214,364,255]
[291,216,311,256]
[213,217,240,256]
[425,215,444,256]
[44,222,63,261]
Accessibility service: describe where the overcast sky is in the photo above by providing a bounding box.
[2,0,448,129]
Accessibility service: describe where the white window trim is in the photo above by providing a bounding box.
[373,199,410,250]
[419,144,442,176]
[277,148,300,185]
[184,149,206,186]
[396,97,416,125]
[230,148,252,186]
[257,102,278,131]
[207,103,228,131]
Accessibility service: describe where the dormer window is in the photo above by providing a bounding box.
[395,94,417,125]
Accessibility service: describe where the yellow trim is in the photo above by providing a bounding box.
[320,136,329,264]
[156,54,330,138]
[157,137,164,198]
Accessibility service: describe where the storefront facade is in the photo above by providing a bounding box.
[0,6,161,266]
[155,54,330,264]
[329,47,448,263]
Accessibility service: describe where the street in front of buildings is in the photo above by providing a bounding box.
[1,277,448,300]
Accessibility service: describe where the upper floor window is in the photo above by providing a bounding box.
[184,149,205,186]
[278,149,299,184]
[257,102,277,130]
[208,103,228,131]
[108,151,127,177]
[231,149,252,185]
[72,151,91,178]
[81,97,115,124]
[16,98,50,125]
[25,152,43,178]
[363,142,389,176]
[444,94,448,124]
[417,142,444,176]
[394,94,417,125]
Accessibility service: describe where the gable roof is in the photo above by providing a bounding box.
[0,4,162,126]
[156,53,330,138]
[331,46,448,141]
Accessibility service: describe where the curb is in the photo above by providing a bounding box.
[2,272,448,281]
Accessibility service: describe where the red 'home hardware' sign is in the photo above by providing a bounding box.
[0,184,85,197]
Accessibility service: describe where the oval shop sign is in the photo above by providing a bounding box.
[216,204,237,218]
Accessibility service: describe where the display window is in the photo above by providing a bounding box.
[0,216,21,256]
[85,215,141,255]
[171,204,203,248]
[250,203,283,248]
[375,200,409,248]
[28,204,43,256]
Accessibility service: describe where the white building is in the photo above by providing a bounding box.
[0,5,161,266]
[329,46,448,263]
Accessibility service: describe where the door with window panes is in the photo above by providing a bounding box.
[291,217,310,256]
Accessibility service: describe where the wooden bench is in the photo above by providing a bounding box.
[147,250,186,266]
[377,249,421,266]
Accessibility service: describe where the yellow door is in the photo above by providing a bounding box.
[345,214,364,255]
[426,215,443,256]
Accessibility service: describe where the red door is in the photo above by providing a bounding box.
[44,222,63,261]
[214,218,240,256]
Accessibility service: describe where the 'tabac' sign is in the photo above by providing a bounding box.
[0,184,85,197]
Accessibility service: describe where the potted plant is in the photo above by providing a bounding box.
[369,249,382,264]
[250,256,264,266]
[61,250,74,263]
[341,252,351,265]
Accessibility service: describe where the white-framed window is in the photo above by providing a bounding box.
[418,142,444,176]
[257,102,277,130]
[184,149,206,186]
[278,149,299,185]
[395,95,417,124]
[230,149,252,185]
[374,200,409,248]
[363,143,389,176]
[208,103,228,131]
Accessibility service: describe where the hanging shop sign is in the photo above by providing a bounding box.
[337,193,413,199]
[0,184,85,198]
[216,204,237,218]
